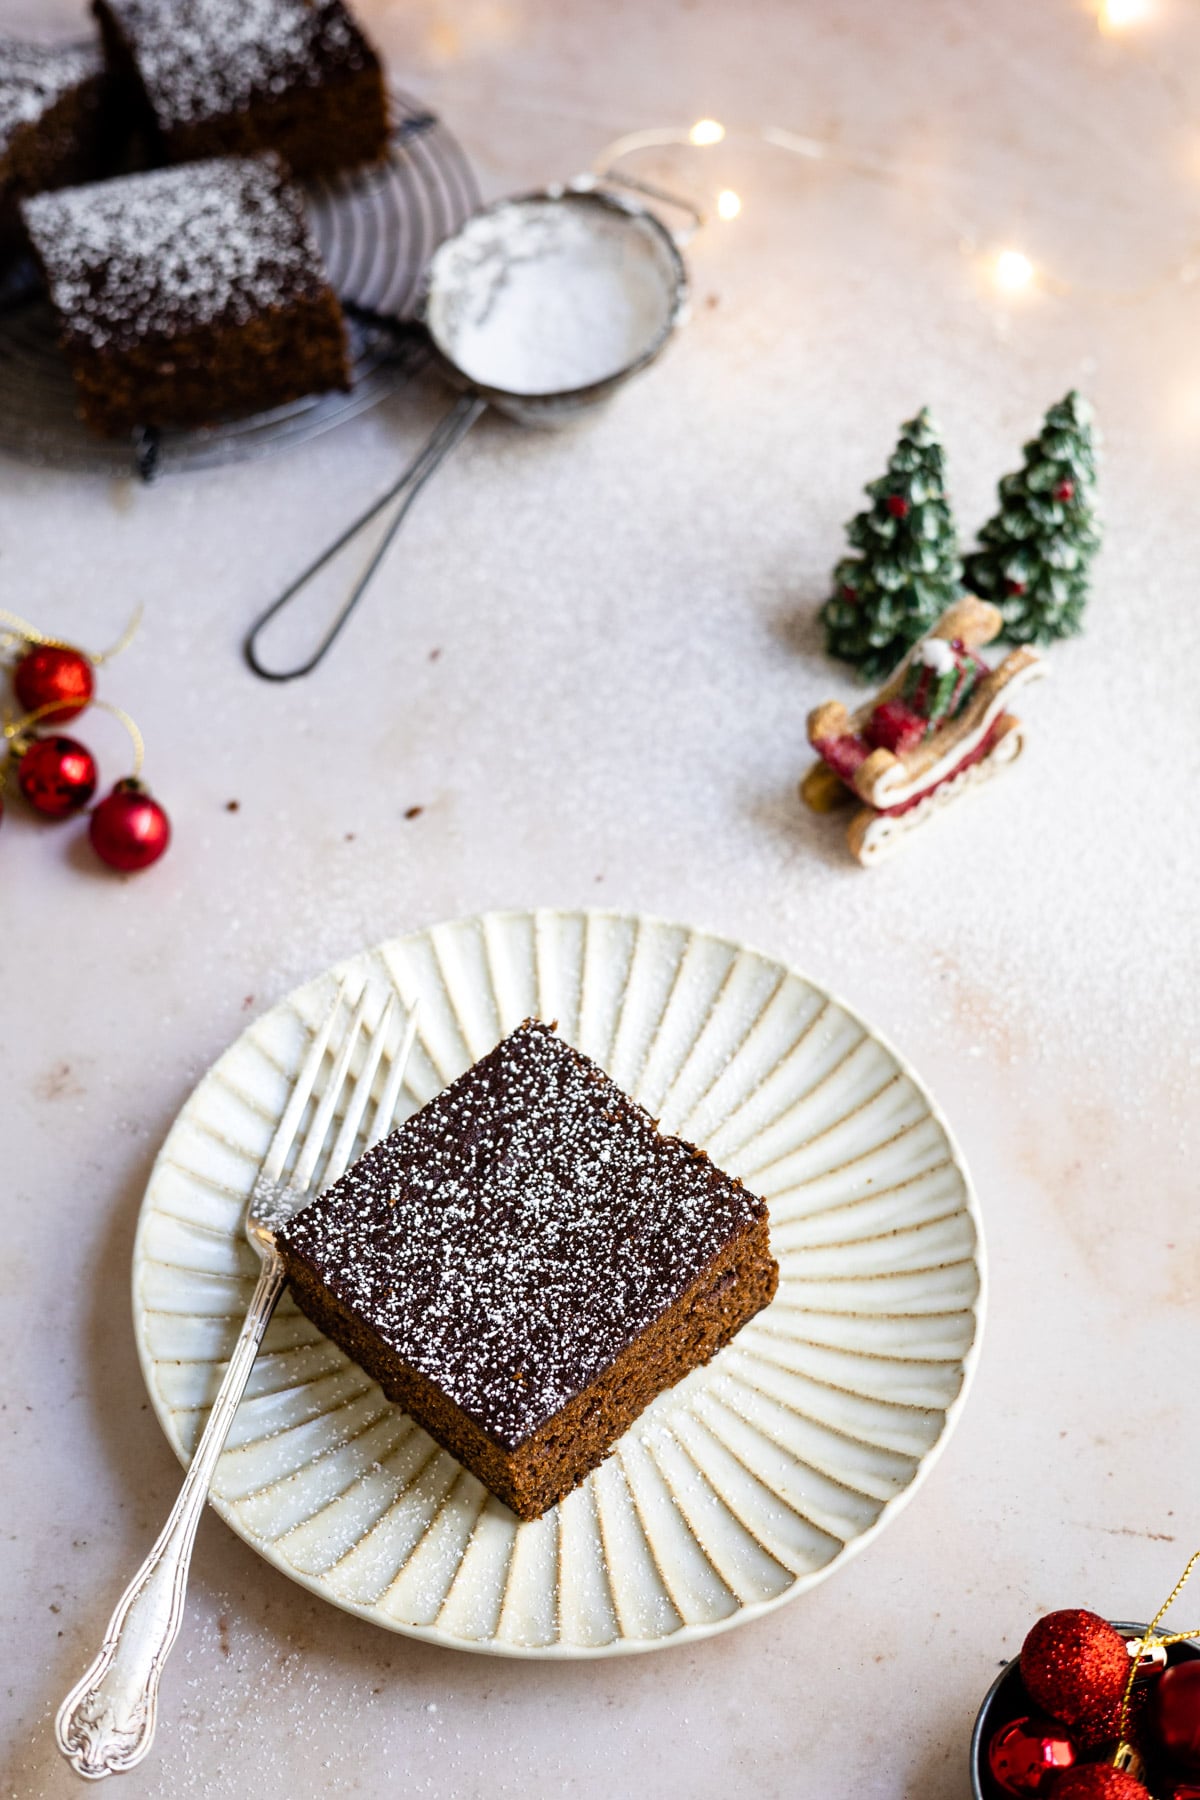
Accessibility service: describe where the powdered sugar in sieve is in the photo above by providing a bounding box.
[424,191,684,398]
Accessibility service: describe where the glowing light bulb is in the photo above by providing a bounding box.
[716,189,742,220]
[994,248,1035,293]
[689,118,726,146]
[1098,0,1150,31]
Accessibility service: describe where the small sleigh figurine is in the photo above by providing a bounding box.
[800,597,1046,866]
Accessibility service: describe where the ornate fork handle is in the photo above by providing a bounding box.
[56,1249,287,1781]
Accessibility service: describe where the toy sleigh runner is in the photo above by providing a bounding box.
[800,598,1046,866]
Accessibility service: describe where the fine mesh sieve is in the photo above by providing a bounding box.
[244,176,695,681]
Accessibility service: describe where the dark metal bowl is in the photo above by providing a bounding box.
[969,1620,1200,1798]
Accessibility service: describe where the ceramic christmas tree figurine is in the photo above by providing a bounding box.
[964,390,1100,644]
[800,596,1046,865]
[819,408,962,682]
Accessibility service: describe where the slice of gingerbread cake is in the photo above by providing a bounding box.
[94,0,390,178]
[277,1021,779,1522]
[21,153,349,435]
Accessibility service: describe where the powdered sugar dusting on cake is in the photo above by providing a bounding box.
[22,155,329,351]
[279,1022,767,1448]
[101,0,369,127]
[0,40,98,151]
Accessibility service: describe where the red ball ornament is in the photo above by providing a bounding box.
[13,642,94,724]
[88,778,170,871]
[1051,1769,1148,1799]
[1150,1662,1200,1774]
[16,734,97,818]
[1055,479,1076,502]
[1021,1611,1132,1738]
[886,494,910,518]
[1005,578,1027,596]
[987,1715,1077,1795]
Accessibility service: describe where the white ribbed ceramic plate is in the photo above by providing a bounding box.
[132,909,984,1657]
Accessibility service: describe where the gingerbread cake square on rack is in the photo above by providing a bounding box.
[277,1020,779,1521]
[21,152,349,435]
[93,0,390,178]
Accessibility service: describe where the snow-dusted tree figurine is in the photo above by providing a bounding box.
[964,390,1100,644]
[819,408,962,682]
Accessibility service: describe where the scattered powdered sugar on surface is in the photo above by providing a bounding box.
[102,0,370,127]
[0,39,97,151]
[427,198,679,396]
[22,154,327,350]
[279,1021,764,1446]
[7,1594,648,1800]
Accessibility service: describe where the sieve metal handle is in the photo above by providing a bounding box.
[243,392,486,682]
[590,169,705,246]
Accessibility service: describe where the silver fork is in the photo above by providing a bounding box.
[56,982,419,1781]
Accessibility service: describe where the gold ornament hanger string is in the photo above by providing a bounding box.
[1115,1548,1200,1763]
[0,604,143,666]
[2,698,145,780]
[93,605,144,666]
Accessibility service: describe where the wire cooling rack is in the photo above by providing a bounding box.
[0,87,480,479]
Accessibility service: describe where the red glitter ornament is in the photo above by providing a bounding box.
[1021,1612,1132,1739]
[1005,578,1027,596]
[1150,1662,1200,1774]
[886,494,909,518]
[16,734,97,818]
[1055,479,1076,502]
[13,642,94,724]
[1051,1769,1148,1799]
[986,1715,1076,1795]
[88,779,170,872]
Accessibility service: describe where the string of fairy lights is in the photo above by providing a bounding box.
[593,0,1178,304]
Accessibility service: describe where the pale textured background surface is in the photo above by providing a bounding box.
[3,1,1199,1796]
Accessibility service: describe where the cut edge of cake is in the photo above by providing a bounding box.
[286,1203,777,1521]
